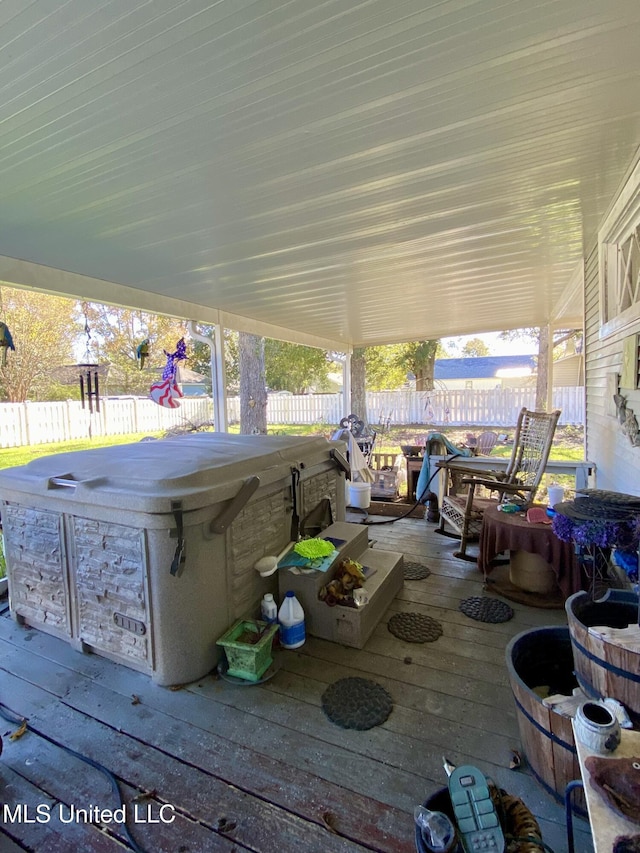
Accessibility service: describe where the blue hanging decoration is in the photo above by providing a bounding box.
[0,322,15,367]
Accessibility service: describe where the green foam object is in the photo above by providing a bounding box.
[293,538,335,559]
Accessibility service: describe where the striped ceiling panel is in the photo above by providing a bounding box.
[0,0,638,347]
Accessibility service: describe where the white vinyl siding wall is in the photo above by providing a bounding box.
[585,155,640,493]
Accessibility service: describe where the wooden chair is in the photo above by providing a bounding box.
[475,431,499,455]
[461,431,498,455]
[437,408,560,560]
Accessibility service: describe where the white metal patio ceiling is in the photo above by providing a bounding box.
[0,0,639,350]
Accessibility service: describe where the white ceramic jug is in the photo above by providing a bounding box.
[574,700,621,754]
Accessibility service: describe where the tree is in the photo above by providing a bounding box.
[192,333,330,397]
[264,340,329,394]
[81,304,186,395]
[350,348,367,421]
[535,326,550,411]
[223,330,239,392]
[498,327,539,349]
[499,327,580,410]
[190,328,239,394]
[365,345,408,390]
[0,287,77,402]
[347,340,444,424]
[461,337,491,358]
[239,332,267,434]
[398,340,440,391]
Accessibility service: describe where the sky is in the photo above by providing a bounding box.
[442,331,537,357]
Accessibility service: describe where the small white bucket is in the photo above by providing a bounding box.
[547,485,564,508]
[348,481,371,508]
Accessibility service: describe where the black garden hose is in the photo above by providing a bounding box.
[0,701,147,853]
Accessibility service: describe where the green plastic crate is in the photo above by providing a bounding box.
[216,619,279,681]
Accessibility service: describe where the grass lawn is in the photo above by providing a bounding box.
[0,424,328,470]
[0,423,585,471]
[0,433,167,469]
[0,420,585,580]
[0,422,585,522]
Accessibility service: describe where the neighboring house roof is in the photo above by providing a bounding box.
[435,355,536,381]
[176,366,207,384]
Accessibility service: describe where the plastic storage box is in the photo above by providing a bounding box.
[370,468,398,499]
[278,521,404,648]
[0,433,346,685]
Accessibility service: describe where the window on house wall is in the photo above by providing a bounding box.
[603,226,640,319]
[465,380,473,389]
[600,158,640,336]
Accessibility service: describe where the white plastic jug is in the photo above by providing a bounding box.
[278,591,306,649]
[260,593,277,624]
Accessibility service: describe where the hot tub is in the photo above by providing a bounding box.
[0,433,346,685]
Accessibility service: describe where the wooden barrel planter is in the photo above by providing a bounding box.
[566,589,640,716]
[506,627,585,812]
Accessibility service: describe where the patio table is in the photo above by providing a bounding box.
[479,504,584,600]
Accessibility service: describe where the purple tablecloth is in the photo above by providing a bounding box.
[479,504,585,598]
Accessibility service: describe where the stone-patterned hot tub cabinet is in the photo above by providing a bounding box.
[0,433,346,685]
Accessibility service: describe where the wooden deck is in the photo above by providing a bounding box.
[0,515,593,853]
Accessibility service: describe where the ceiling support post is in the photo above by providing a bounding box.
[187,321,228,432]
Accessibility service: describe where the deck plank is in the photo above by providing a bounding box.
[0,829,30,853]
[278,644,519,736]
[0,761,128,852]
[0,516,594,853]
[262,667,519,768]
[0,648,412,852]
[0,669,374,853]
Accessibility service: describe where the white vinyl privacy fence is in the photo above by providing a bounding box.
[252,387,584,429]
[0,387,584,448]
[0,398,213,448]
[365,386,584,428]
